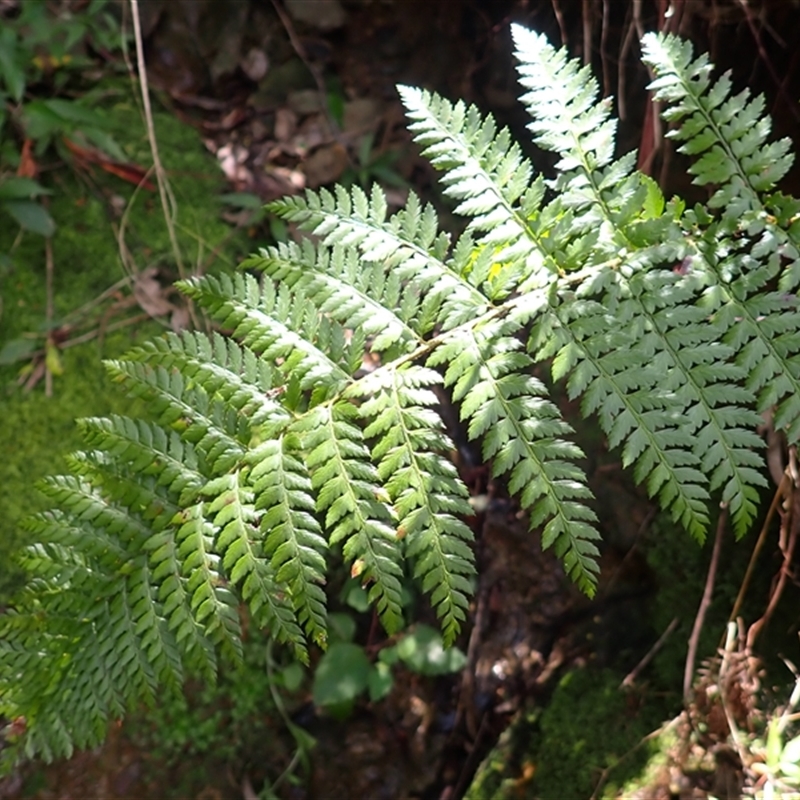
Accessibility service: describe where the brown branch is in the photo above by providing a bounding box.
[729,472,789,625]
[684,504,728,702]
[622,617,679,688]
[747,449,800,651]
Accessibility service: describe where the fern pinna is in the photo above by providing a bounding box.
[3,26,799,762]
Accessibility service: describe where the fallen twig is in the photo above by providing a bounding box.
[622,616,679,688]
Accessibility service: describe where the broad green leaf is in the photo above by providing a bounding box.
[0,28,25,101]
[0,177,53,201]
[312,642,371,707]
[3,200,56,236]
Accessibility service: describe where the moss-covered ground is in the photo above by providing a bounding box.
[0,81,244,601]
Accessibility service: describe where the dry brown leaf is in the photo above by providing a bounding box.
[304,142,348,188]
[133,267,175,318]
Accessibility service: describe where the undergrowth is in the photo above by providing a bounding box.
[2,23,800,770]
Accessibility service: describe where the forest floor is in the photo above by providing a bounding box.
[2,2,800,799]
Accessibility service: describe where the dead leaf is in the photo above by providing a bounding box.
[303,142,348,188]
[17,139,38,178]
[274,108,298,143]
[133,267,175,318]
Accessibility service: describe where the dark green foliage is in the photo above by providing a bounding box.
[2,27,798,763]
[534,667,663,799]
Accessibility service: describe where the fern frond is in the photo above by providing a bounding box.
[512,25,769,537]
[247,436,329,649]
[294,400,405,633]
[10,24,799,764]
[200,467,308,661]
[132,331,289,429]
[641,34,793,210]
[642,33,800,444]
[105,358,246,474]
[399,85,553,296]
[350,365,475,644]
[174,501,243,663]
[245,240,421,354]
[35,474,153,549]
[77,416,205,505]
[269,185,491,331]
[429,317,600,589]
[179,272,353,400]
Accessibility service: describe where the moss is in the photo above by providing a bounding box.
[532,667,665,799]
[467,667,668,800]
[0,82,246,601]
[465,706,541,800]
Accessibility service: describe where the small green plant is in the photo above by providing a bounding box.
[126,628,313,798]
[0,176,54,238]
[3,24,800,767]
[744,672,800,799]
[311,620,466,716]
[0,1,128,238]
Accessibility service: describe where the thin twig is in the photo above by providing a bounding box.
[113,163,156,278]
[600,0,611,97]
[617,6,635,121]
[729,472,789,625]
[455,579,489,739]
[128,0,185,280]
[684,504,728,702]
[622,617,679,688]
[21,313,152,363]
[550,0,567,46]
[602,505,656,597]
[735,0,800,124]
[747,450,800,651]
[61,275,133,325]
[581,0,592,66]
[44,235,54,397]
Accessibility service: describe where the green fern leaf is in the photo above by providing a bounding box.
[248,436,329,648]
[269,185,490,331]
[174,501,243,663]
[246,241,421,355]
[350,365,475,644]
[294,400,405,633]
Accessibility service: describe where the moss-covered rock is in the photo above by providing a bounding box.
[466,667,669,800]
